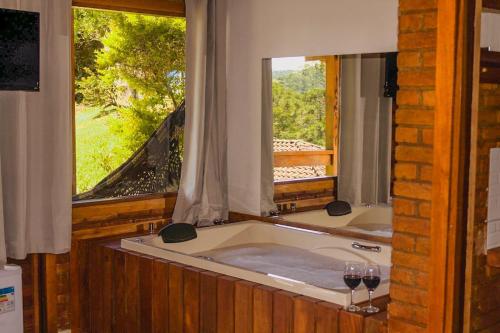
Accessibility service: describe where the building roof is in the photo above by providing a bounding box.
[273,139,324,152]
[273,139,327,181]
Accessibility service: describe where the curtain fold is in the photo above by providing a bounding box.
[172,0,228,226]
[338,54,392,205]
[0,153,6,266]
[0,0,72,259]
[260,59,276,215]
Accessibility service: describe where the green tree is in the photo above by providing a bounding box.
[73,9,112,102]
[74,9,186,193]
[275,62,326,93]
[272,63,326,146]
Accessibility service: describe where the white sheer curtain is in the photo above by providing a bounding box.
[260,59,276,215]
[172,0,228,226]
[338,54,392,205]
[0,0,72,259]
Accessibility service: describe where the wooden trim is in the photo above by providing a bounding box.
[274,150,334,167]
[73,193,176,225]
[324,56,340,176]
[71,10,76,195]
[463,1,483,332]
[430,0,475,331]
[32,255,41,333]
[274,176,334,194]
[72,0,185,17]
[274,175,334,186]
[43,255,59,333]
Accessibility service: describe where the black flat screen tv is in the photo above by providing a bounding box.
[0,8,40,91]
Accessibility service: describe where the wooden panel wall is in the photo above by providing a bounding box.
[79,239,389,333]
[389,0,437,331]
[69,194,176,333]
[274,177,336,211]
[466,82,500,332]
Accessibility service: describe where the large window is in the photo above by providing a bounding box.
[73,7,186,200]
[272,56,339,182]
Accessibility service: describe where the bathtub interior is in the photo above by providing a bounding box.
[150,221,391,266]
[281,205,393,237]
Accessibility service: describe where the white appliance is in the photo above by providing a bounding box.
[0,265,23,333]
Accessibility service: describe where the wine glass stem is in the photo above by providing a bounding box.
[368,290,373,307]
[351,289,355,306]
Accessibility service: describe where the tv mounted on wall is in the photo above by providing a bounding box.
[0,8,40,91]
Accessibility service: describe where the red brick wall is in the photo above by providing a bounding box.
[468,83,500,332]
[389,0,437,331]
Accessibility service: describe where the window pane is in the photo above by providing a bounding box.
[73,8,185,199]
[272,57,327,181]
[272,57,326,148]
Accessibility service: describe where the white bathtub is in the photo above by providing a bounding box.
[121,221,391,306]
[282,205,393,237]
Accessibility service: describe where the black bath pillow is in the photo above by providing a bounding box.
[325,200,352,216]
[158,223,197,243]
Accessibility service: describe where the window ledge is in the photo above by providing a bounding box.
[72,192,177,208]
[487,247,500,268]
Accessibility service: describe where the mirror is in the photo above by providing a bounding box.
[264,53,396,240]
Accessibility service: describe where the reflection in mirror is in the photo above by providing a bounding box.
[263,53,397,240]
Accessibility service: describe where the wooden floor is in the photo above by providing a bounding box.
[75,235,389,333]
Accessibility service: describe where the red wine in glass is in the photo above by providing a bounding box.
[362,276,380,290]
[362,264,381,313]
[343,275,362,289]
[343,262,363,312]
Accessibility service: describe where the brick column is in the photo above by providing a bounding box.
[389,0,437,331]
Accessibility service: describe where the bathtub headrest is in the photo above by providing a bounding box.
[158,223,197,243]
[325,200,352,216]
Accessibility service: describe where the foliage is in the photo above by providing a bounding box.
[275,62,326,93]
[73,9,112,103]
[272,63,326,146]
[74,9,186,193]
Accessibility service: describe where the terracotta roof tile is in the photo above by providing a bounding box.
[273,139,324,152]
[273,139,327,181]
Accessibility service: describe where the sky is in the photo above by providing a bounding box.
[272,57,307,72]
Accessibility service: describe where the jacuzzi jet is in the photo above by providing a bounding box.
[197,255,214,261]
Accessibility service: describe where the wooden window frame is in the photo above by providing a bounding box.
[430,0,477,331]
[70,0,185,203]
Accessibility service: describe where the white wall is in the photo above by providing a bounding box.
[226,0,398,214]
[481,12,500,52]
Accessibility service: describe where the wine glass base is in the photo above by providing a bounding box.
[362,305,380,313]
[345,304,361,312]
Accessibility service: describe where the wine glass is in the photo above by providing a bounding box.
[343,261,363,312]
[362,263,381,313]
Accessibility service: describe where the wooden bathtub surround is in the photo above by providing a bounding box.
[79,237,389,333]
